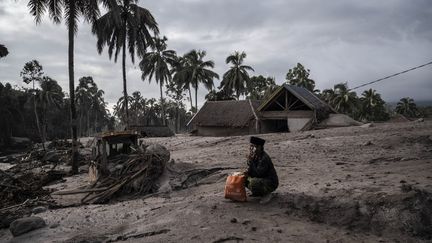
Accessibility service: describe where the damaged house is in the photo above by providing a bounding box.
[188,100,261,136]
[188,84,337,136]
[258,84,336,133]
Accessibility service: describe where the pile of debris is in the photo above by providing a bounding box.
[66,144,170,204]
[0,141,77,229]
[0,161,66,228]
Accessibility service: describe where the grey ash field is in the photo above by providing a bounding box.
[1,120,432,242]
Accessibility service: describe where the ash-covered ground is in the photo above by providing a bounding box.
[1,120,431,242]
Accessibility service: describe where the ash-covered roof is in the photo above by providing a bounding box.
[188,100,261,127]
[258,84,335,112]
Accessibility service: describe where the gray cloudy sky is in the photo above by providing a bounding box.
[1,0,431,110]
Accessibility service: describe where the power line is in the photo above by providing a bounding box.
[349,60,432,91]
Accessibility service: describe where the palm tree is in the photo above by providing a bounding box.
[321,88,336,107]
[172,55,194,110]
[0,44,8,58]
[395,97,419,118]
[90,88,106,134]
[360,89,388,121]
[174,50,219,111]
[92,0,159,128]
[129,91,145,125]
[220,51,254,99]
[75,77,94,136]
[114,94,133,125]
[286,63,316,92]
[39,76,64,143]
[332,83,359,114]
[28,0,100,174]
[139,36,176,125]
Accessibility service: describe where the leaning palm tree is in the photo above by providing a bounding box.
[220,51,254,100]
[0,44,8,58]
[174,50,219,111]
[92,0,159,128]
[28,0,100,174]
[139,36,176,125]
[395,97,419,118]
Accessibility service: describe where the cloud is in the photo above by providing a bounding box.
[0,0,431,113]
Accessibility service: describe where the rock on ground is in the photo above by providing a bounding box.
[9,216,46,237]
[32,206,47,214]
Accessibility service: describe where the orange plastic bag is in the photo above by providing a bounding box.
[224,173,247,202]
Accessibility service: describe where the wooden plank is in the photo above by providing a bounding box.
[259,110,313,119]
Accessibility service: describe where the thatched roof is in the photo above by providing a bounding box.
[188,100,261,127]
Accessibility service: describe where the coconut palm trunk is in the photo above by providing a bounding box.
[160,82,166,125]
[188,87,193,111]
[195,82,198,111]
[122,27,129,130]
[68,1,79,174]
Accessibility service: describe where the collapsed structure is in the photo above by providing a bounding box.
[188,84,352,136]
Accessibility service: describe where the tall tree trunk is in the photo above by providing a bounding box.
[195,82,198,112]
[69,0,79,174]
[175,104,179,133]
[160,82,166,125]
[79,110,83,137]
[86,111,90,137]
[94,112,97,135]
[122,23,129,129]
[188,86,193,112]
[33,95,44,150]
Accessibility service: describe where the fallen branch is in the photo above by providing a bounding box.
[0,198,31,213]
[51,187,109,195]
[107,229,170,242]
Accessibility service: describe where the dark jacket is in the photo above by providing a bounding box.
[246,151,279,189]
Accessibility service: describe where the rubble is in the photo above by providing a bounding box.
[0,144,69,229]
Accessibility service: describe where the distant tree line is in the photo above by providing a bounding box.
[0,60,114,148]
[204,60,426,122]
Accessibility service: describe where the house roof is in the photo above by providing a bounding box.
[258,84,336,113]
[188,100,261,127]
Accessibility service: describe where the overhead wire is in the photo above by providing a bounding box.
[348,60,432,91]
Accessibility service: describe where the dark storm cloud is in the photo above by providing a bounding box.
[1,0,431,110]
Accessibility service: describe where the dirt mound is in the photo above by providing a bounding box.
[319,114,363,127]
[280,188,432,239]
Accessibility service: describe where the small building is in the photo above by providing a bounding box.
[258,84,336,132]
[188,84,338,136]
[188,100,261,136]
